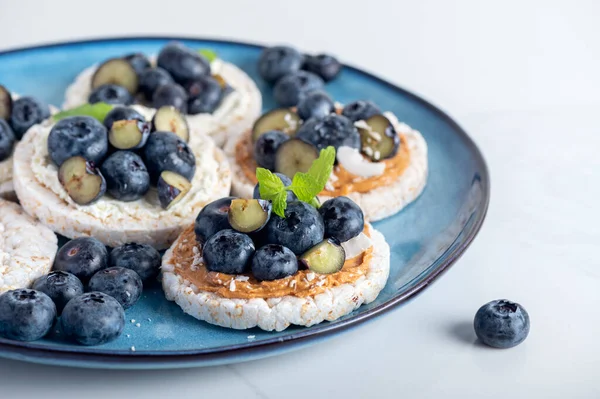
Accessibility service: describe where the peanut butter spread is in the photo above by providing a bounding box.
[169,226,374,299]
[235,132,411,196]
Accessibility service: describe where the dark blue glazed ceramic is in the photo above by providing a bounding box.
[0,37,489,369]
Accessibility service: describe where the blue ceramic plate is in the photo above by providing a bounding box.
[0,37,489,369]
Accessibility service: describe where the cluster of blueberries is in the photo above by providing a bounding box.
[196,192,364,280]
[0,86,50,163]
[89,42,230,115]
[49,106,195,208]
[252,46,400,180]
[0,239,160,345]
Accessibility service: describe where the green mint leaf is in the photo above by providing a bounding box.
[288,146,336,201]
[256,168,286,200]
[308,146,336,188]
[308,197,321,209]
[53,103,114,123]
[289,172,318,202]
[198,48,218,62]
[272,190,288,218]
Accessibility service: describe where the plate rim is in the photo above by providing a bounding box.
[0,35,490,366]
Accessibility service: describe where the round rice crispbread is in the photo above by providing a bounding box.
[12,123,232,250]
[63,60,262,147]
[161,224,390,332]
[224,113,428,222]
[0,198,58,293]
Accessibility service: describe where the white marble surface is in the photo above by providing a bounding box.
[0,1,599,398]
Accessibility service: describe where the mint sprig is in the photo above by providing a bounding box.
[198,48,218,62]
[256,146,336,217]
[53,103,114,123]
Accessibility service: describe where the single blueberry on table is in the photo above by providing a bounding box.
[0,289,56,341]
[296,90,335,121]
[341,100,381,122]
[32,271,84,314]
[251,244,298,281]
[157,42,211,85]
[258,46,304,84]
[53,237,109,282]
[47,115,108,167]
[89,267,143,309]
[143,131,196,184]
[10,96,50,139]
[296,113,360,151]
[474,299,530,349]
[61,292,125,346]
[203,229,255,274]
[194,197,236,244]
[139,67,174,101]
[253,130,289,170]
[100,151,150,202]
[103,106,145,131]
[186,75,224,115]
[89,84,134,105]
[110,243,161,281]
[264,201,325,255]
[319,196,364,243]
[0,118,16,162]
[273,71,324,107]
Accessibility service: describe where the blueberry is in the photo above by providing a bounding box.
[194,197,235,244]
[296,114,360,151]
[32,271,84,314]
[143,131,196,183]
[273,71,324,107]
[47,116,108,167]
[110,243,161,281]
[89,84,134,105]
[254,130,289,170]
[100,151,150,201]
[258,46,304,84]
[157,42,211,85]
[474,300,530,348]
[152,83,188,113]
[251,244,298,281]
[319,197,364,242]
[186,76,223,115]
[296,90,335,121]
[341,100,381,122]
[302,54,342,82]
[61,292,125,346]
[53,237,108,282]
[0,289,56,341]
[0,119,16,162]
[252,173,296,202]
[89,267,143,309]
[9,96,50,139]
[123,52,151,75]
[203,229,255,274]
[264,201,324,255]
[139,67,174,101]
[103,106,145,131]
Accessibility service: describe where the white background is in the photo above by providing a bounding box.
[0,1,599,398]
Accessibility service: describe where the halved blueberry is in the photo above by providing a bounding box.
[299,238,346,274]
[357,114,400,161]
[274,138,319,179]
[157,171,191,209]
[152,106,189,142]
[228,199,272,233]
[251,108,301,142]
[58,156,106,205]
[91,58,138,94]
